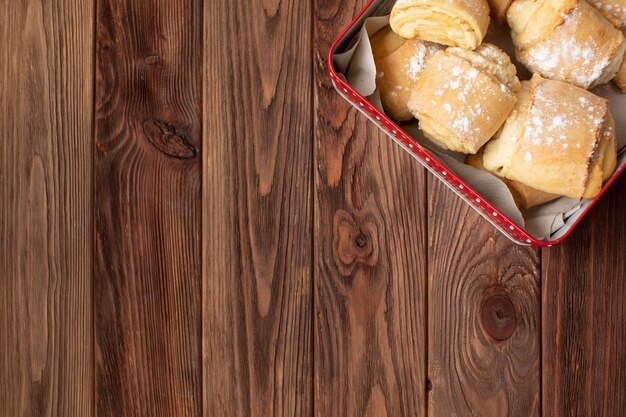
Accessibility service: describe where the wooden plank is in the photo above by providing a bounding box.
[427,178,541,417]
[0,0,94,415]
[542,175,626,417]
[94,0,202,416]
[202,0,313,415]
[314,1,429,416]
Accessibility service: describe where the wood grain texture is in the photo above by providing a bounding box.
[542,175,626,417]
[0,0,94,415]
[202,0,313,415]
[94,0,202,416]
[427,177,541,417]
[314,1,429,416]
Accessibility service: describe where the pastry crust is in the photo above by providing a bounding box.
[390,0,490,50]
[374,35,444,120]
[589,0,626,28]
[488,0,516,23]
[407,44,520,154]
[370,26,406,62]
[588,0,626,91]
[466,151,560,208]
[507,0,626,89]
[482,75,618,199]
[615,49,626,91]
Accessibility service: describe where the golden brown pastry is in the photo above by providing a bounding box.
[488,0,515,23]
[389,0,490,50]
[615,56,626,90]
[588,0,626,91]
[370,26,406,61]
[373,34,444,120]
[482,75,618,199]
[507,0,626,89]
[407,44,521,154]
[589,0,626,28]
[466,151,560,208]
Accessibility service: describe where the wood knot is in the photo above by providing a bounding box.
[142,118,197,159]
[144,55,161,65]
[140,55,162,82]
[333,209,378,276]
[481,291,517,342]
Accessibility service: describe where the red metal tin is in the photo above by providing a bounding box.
[327,0,626,246]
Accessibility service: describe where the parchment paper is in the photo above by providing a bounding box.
[333,15,626,240]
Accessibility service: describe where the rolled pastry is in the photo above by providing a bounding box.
[370,26,407,62]
[407,44,521,154]
[482,75,618,200]
[615,53,626,91]
[507,0,626,89]
[589,0,626,28]
[373,33,444,120]
[466,151,560,208]
[488,0,516,23]
[588,0,626,91]
[390,0,490,50]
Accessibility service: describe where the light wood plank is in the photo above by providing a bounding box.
[0,0,94,415]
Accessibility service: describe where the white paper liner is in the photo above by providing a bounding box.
[333,15,626,240]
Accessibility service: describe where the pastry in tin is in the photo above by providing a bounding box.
[507,0,626,89]
[407,44,520,154]
[389,0,490,50]
[588,0,626,91]
[370,25,406,61]
[487,0,516,23]
[466,150,560,208]
[482,75,618,199]
[371,27,444,120]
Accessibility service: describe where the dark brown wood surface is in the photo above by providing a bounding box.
[542,174,626,417]
[314,1,429,415]
[1,0,625,416]
[428,178,541,417]
[0,0,94,415]
[94,0,202,416]
[202,0,313,415]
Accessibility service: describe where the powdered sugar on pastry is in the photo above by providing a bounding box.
[374,35,444,120]
[482,75,615,199]
[404,42,442,81]
[407,44,520,153]
[592,0,626,28]
[511,0,626,88]
[523,33,611,88]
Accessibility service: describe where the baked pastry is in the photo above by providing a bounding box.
[590,0,626,28]
[370,26,406,61]
[507,0,626,89]
[466,151,560,208]
[588,0,626,91]
[407,44,521,154]
[389,0,490,50]
[488,0,515,23]
[482,75,618,200]
[372,31,444,120]
[615,56,626,90]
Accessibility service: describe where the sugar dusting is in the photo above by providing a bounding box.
[593,0,626,27]
[520,81,606,163]
[452,117,471,132]
[521,2,618,88]
[431,51,515,136]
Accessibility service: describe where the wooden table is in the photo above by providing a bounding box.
[1,0,624,415]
